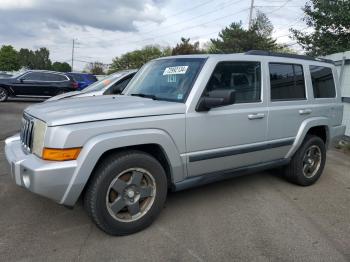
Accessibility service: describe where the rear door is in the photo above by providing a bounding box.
[266,62,309,156]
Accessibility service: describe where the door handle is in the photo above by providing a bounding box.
[299,109,312,115]
[248,113,265,120]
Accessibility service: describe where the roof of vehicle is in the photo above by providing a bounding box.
[66,72,95,76]
[156,50,335,66]
[24,70,69,75]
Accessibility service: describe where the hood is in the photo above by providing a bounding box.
[46,91,82,102]
[0,78,12,84]
[25,95,185,126]
[46,90,103,102]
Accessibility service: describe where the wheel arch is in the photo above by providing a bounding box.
[60,129,185,206]
[286,117,330,159]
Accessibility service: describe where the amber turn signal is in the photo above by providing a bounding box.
[42,148,81,161]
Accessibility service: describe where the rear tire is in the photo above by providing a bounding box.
[284,135,326,186]
[84,150,168,236]
[0,87,8,102]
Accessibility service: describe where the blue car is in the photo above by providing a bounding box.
[66,73,98,90]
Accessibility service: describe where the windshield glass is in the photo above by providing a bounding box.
[82,72,128,92]
[11,71,27,79]
[124,58,205,102]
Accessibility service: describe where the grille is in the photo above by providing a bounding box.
[20,114,34,152]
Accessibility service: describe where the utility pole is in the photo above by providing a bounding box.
[248,0,255,29]
[71,39,75,72]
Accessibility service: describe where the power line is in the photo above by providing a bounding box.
[116,7,250,47]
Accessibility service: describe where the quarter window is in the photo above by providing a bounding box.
[269,63,306,101]
[310,66,336,98]
[206,61,261,104]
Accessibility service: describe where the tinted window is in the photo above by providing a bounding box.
[45,73,67,81]
[310,66,336,98]
[87,75,97,82]
[71,74,84,81]
[110,75,134,94]
[270,63,306,101]
[206,61,261,104]
[22,72,45,81]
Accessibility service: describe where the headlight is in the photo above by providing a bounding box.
[32,119,47,157]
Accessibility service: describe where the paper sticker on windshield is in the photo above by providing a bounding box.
[163,66,188,75]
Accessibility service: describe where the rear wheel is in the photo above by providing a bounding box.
[0,87,8,102]
[84,150,168,235]
[284,135,326,186]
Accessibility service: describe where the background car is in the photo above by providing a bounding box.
[47,69,137,102]
[0,72,13,79]
[0,70,78,102]
[65,72,98,90]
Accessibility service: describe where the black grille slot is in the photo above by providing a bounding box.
[20,114,34,151]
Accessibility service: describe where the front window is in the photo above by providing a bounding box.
[124,58,206,102]
[82,72,128,93]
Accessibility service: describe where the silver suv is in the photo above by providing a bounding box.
[5,51,346,235]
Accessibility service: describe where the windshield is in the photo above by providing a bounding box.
[82,72,129,93]
[124,58,205,102]
[10,71,27,79]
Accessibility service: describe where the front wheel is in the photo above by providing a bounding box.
[284,135,326,186]
[0,87,8,102]
[84,150,168,235]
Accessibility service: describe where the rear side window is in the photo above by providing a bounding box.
[45,73,67,81]
[269,63,306,101]
[87,75,98,82]
[71,74,84,81]
[206,61,261,104]
[310,66,336,98]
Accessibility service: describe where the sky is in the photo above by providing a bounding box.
[0,0,309,71]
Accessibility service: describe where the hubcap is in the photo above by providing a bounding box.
[302,145,322,178]
[106,168,156,222]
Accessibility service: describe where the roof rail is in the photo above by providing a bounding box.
[245,50,334,64]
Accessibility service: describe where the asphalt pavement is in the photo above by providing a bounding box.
[0,100,349,262]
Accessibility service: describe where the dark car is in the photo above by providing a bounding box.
[0,70,78,102]
[66,73,97,90]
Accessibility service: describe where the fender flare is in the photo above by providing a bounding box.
[60,129,185,206]
[285,117,329,159]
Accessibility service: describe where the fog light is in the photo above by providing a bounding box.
[22,174,31,188]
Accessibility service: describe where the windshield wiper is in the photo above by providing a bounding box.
[130,93,158,100]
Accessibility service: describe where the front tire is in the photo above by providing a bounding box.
[0,87,8,102]
[284,135,326,186]
[84,150,168,236]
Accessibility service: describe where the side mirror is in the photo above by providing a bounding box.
[196,89,236,112]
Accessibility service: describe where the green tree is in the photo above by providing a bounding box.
[172,37,202,55]
[0,45,20,71]
[32,47,52,70]
[51,61,71,72]
[291,0,350,56]
[210,12,283,53]
[86,61,105,75]
[18,48,35,69]
[109,45,169,73]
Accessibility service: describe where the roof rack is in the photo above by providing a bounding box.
[245,50,334,64]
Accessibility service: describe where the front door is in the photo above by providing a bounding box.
[13,72,48,96]
[186,61,270,177]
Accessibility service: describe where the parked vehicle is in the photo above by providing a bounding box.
[66,72,98,90]
[47,69,137,102]
[5,51,345,236]
[0,72,12,79]
[0,70,78,102]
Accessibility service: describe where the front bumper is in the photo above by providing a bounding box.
[4,135,77,204]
